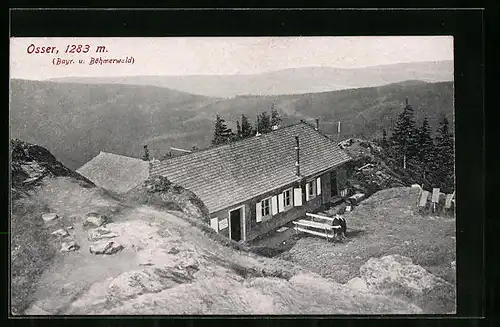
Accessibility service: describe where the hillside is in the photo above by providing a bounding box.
[49,60,453,98]
[9,79,219,170]
[10,79,454,170]
[11,141,427,315]
[190,80,454,140]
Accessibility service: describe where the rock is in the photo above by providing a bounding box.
[168,247,180,255]
[89,240,124,255]
[411,184,422,189]
[83,212,108,228]
[451,261,456,269]
[67,226,74,230]
[108,270,165,300]
[346,277,369,292]
[61,240,79,252]
[51,228,69,238]
[41,213,58,222]
[359,254,454,302]
[88,227,118,241]
[403,241,410,246]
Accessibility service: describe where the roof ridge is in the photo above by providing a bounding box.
[159,120,309,163]
[98,151,144,162]
[296,119,344,147]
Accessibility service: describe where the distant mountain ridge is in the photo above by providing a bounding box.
[48,60,453,98]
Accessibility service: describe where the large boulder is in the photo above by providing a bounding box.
[358,255,455,313]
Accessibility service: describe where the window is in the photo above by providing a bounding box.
[308,181,315,196]
[283,189,291,207]
[261,198,270,217]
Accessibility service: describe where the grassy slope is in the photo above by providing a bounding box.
[279,187,456,313]
[10,79,453,170]
[15,177,422,315]
[11,197,57,315]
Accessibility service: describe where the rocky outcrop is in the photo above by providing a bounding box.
[11,138,94,193]
[126,175,210,223]
[338,138,406,195]
[352,254,455,313]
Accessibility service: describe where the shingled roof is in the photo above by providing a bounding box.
[76,151,150,194]
[150,122,352,213]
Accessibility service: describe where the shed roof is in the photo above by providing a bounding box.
[76,151,150,194]
[150,122,352,213]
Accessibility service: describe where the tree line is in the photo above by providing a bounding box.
[212,105,282,146]
[380,99,454,193]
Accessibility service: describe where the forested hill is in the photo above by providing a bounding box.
[9,79,219,170]
[10,79,453,170]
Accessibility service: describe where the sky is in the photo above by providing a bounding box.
[10,36,453,80]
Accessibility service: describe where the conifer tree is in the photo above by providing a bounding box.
[416,117,435,188]
[390,99,419,164]
[417,117,434,166]
[241,114,253,138]
[433,116,455,192]
[230,121,242,142]
[258,112,272,134]
[270,105,282,128]
[381,128,388,148]
[236,121,242,139]
[212,115,233,145]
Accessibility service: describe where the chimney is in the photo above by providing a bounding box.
[315,118,319,131]
[256,116,261,136]
[143,144,150,161]
[295,136,300,177]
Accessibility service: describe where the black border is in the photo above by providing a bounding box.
[6,7,486,326]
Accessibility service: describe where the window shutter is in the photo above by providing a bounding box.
[278,193,285,212]
[210,218,219,232]
[294,188,303,206]
[305,183,310,201]
[316,177,322,195]
[271,196,278,215]
[256,202,262,222]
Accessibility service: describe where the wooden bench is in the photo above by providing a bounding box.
[306,212,335,222]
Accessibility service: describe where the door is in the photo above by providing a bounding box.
[330,171,338,197]
[230,208,242,242]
